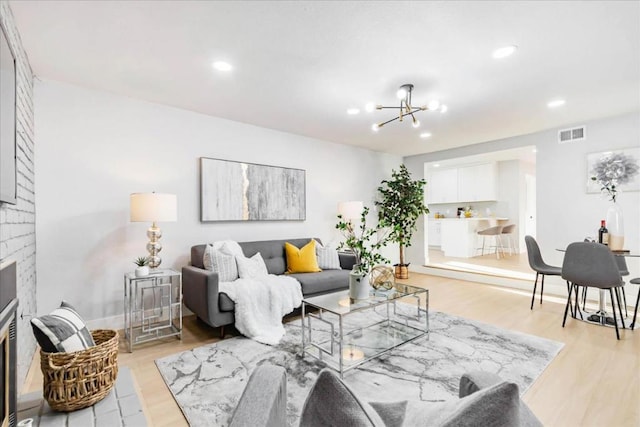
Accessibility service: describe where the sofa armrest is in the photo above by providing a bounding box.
[230,365,287,427]
[182,265,228,327]
[339,252,357,270]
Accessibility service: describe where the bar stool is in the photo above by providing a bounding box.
[500,224,516,255]
[477,225,504,259]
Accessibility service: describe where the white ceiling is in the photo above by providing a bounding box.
[9,1,640,156]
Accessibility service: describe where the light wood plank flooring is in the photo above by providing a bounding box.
[23,273,639,426]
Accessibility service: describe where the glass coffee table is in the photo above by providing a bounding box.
[300,283,428,378]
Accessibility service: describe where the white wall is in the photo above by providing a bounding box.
[405,112,640,292]
[34,79,401,325]
[0,0,36,393]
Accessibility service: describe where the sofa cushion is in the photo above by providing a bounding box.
[299,369,386,426]
[240,238,321,275]
[289,269,350,295]
[236,253,269,279]
[203,244,239,282]
[285,240,321,273]
[315,240,341,270]
[219,292,235,312]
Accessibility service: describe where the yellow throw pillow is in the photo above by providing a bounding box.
[285,240,322,273]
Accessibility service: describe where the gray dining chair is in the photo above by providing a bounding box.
[561,241,625,339]
[524,235,563,310]
[630,278,640,330]
[581,255,629,317]
[477,225,504,258]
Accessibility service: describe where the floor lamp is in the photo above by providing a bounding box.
[130,192,177,269]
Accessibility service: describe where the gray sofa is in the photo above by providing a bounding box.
[182,238,355,333]
[230,365,542,427]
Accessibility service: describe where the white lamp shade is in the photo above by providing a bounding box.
[338,201,363,220]
[130,193,177,222]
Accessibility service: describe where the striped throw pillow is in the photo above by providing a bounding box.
[203,244,239,282]
[315,240,341,270]
[31,301,95,353]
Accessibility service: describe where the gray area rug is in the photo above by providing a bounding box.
[156,309,563,426]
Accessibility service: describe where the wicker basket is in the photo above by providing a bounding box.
[40,329,119,412]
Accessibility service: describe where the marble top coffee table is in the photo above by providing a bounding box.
[300,283,429,378]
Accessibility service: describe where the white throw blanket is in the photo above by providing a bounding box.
[219,275,302,345]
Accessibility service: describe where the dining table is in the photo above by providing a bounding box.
[556,246,639,328]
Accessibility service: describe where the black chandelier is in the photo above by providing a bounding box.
[371,84,447,131]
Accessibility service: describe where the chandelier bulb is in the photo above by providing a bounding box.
[412,119,420,128]
[440,105,448,113]
[372,123,380,132]
[396,88,408,100]
[428,100,440,111]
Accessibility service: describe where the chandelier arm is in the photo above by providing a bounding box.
[378,115,402,127]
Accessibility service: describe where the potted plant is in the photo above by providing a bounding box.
[375,165,429,279]
[134,256,150,277]
[336,206,389,300]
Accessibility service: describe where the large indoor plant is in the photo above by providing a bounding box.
[336,206,389,299]
[375,165,429,279]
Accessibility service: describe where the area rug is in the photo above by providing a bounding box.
[156,309,563,426]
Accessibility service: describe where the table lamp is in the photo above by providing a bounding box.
[338,201,363,234]
[130,192,177,268]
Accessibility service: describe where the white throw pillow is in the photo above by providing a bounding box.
[236,252,269,279]
[315,240,341,270]
[203,244,239,282]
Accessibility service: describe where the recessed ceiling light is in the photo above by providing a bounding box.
[364,102,375,113]
[492,45,518,59]
[439,105,448,113]
[212,61,233,71]
[347,108,360,115]
[532,148,538,153]
[433,163,440,168]
[547,99,566,108]
[420,132,432,139]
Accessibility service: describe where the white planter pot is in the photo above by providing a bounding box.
[135,266,150,277]
[349,270,371,300]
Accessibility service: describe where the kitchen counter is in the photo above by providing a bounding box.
[435,217,510,258]
[432,217,508,221]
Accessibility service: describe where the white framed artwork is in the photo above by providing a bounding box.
[586,147,640,194]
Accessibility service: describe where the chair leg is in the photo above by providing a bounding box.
[615,288,626,329]
[220,325,225,338]
[530,273,539,310]
[621,287,628,318]
[609,288,620,340]
[581,287,587,311]
[574,285,583,319]
[563,283,575,327]
[540,274,545,305]
[631,290,640,331]
[566,280,574,316]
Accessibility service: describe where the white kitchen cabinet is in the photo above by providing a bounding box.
[426,168,458,204]
[457,163,497,202]
[427,220,442,247]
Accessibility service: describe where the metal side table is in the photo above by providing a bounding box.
[124,269,182,352]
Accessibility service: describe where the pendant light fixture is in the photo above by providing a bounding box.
[371,84,447,131]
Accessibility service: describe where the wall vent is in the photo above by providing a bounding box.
[558,126,586,143]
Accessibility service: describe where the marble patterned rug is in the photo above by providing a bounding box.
[156,309,563,426]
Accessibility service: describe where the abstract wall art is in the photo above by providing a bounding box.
[200,157,306,221]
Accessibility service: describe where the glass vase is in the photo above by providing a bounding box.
[605,203,624,250]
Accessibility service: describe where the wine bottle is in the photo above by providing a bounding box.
[598,220,609,245]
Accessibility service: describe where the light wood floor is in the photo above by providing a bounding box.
[23,273,639,427]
